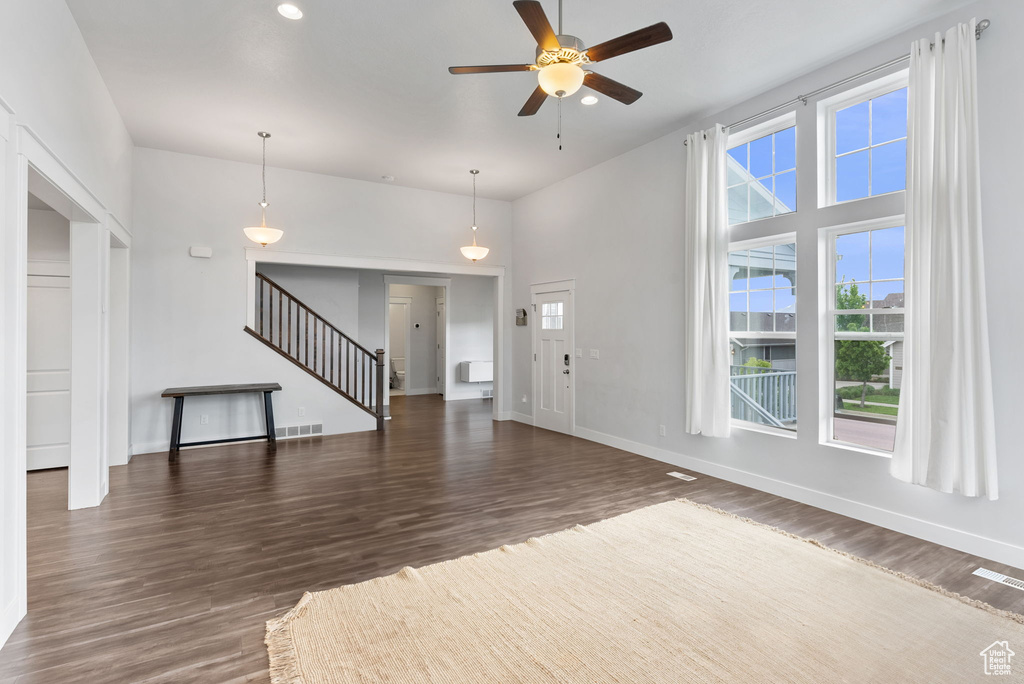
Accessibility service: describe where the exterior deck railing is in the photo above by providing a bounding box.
[730,365,797,428]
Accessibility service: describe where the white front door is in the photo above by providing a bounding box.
[436,298,446,396]
[533,289,573,434]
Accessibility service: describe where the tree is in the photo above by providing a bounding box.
[835,279,891,407]
[743,357,771,368]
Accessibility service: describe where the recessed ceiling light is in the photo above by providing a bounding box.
[581,95,598,106]
[277,3,303,20]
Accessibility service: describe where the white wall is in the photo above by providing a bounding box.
[511,0,1024,568]
[390,283,442,394]
[27,209,70,263]
[131,147,511,453]
[0,0,133,650]
[448,275,495,400]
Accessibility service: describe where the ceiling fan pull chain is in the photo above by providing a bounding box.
[557,96,563,151]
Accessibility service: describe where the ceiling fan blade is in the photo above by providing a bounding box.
[513,0,560,52]
[518,86,548,116]
[583,72,642,105]
[586,22,673,62]
[449,64,535,74]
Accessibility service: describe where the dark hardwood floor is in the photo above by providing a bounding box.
[0,395,1020,683]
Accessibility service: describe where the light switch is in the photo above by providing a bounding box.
[589,349,600,359]
[575,348,582,358]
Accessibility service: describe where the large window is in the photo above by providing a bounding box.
[729,238,797,432]
[821,217,905,452]
[727,114,797,225]
[818,71,908,206]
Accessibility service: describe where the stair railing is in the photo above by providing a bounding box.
[244,272,384,430]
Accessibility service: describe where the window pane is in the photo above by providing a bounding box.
[749,135,773,178]
[774,127,796,172]
[835,232,870,284]
[748,180,774,221]
[774,243,797,288]
[727,143,748,171]
[729,251,749,291]
[749,290,773,331]
[727,159,746,187]
[871,226,905,280]
[836,101,869,154]
[871,280,905,307]
[730,339,797,429]
[872,313,904,333]
[871,139,907,195]
[748,246,774,289]
[836,149,869,202]
[728,184,748,224]
[774,170,796,214]
[872,88,907,145]
[730,293,747,331]
[832,338,898,452]
[775,289,796,332]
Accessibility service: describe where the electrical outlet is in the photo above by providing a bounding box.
[575,348,582,358]
[200,414,209,425]
[521,394,528,403]
[589,349,600,359]
[297,407,306,417]
[659,424,666,437]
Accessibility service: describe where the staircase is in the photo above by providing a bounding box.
[244,272,385,431]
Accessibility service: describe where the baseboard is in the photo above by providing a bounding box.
[572,425,1024,570]
[0,596,24,652]
[494,411,512,421]
[511,411,534,426]
[404,388,438,397]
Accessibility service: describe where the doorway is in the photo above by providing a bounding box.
[26,194,71,471]
[531,281,575,434]
[388,296,412,396]
[435,296,446,396]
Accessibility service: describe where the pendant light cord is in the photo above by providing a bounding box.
[557,97,563,151]
[472,171,477,227]
[261,134,268,206]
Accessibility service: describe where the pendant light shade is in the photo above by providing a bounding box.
[244,132,284,247]
[460,170,489,262]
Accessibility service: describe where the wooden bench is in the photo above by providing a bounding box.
[161,383,282,461]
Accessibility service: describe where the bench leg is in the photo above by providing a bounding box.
[168,396,184,461]
[264,391,277,445]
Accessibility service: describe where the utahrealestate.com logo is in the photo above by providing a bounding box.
[980,641,1014,676]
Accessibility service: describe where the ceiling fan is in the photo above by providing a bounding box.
[448,0,673,116]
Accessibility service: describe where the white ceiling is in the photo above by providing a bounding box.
[66,0,971,200]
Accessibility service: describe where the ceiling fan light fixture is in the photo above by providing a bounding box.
[581,95,598,105]
[538,62,584,98]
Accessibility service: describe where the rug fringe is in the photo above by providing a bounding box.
[265,591,315,684]
[676,498,1024,626]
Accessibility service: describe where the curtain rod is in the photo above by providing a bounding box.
[684,18,991,144]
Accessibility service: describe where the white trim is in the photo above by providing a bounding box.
[727,110,796,148]
[384,275,452,288]
[817,69,909,208]
[27,259,70,277]
[18,126,106,225]
[818,214,905,454]
[0,597,19,652]
[530,278,575,296]
[384,275,451,403]
[730,421,798,440]
[571,425,1024,569]
[245,248,505,277]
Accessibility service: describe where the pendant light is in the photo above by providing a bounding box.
[243,131,284,247]
[460,169,489,262]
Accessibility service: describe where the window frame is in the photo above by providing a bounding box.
[727,111,798,226]
[729,232,799,437]
[817,214,905,457]
[816,69,909,208]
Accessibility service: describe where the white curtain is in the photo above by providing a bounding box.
[892,18,998,499]
[683,125,731,437]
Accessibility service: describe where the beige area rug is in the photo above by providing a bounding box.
[266,500,1024,683]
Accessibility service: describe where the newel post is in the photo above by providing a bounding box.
[375,349,385,431]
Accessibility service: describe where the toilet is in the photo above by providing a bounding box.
[390,357,406,390]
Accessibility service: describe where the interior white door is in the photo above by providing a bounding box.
[533,290,573,434]
[436,298,446,396]
[27,272,71,470]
